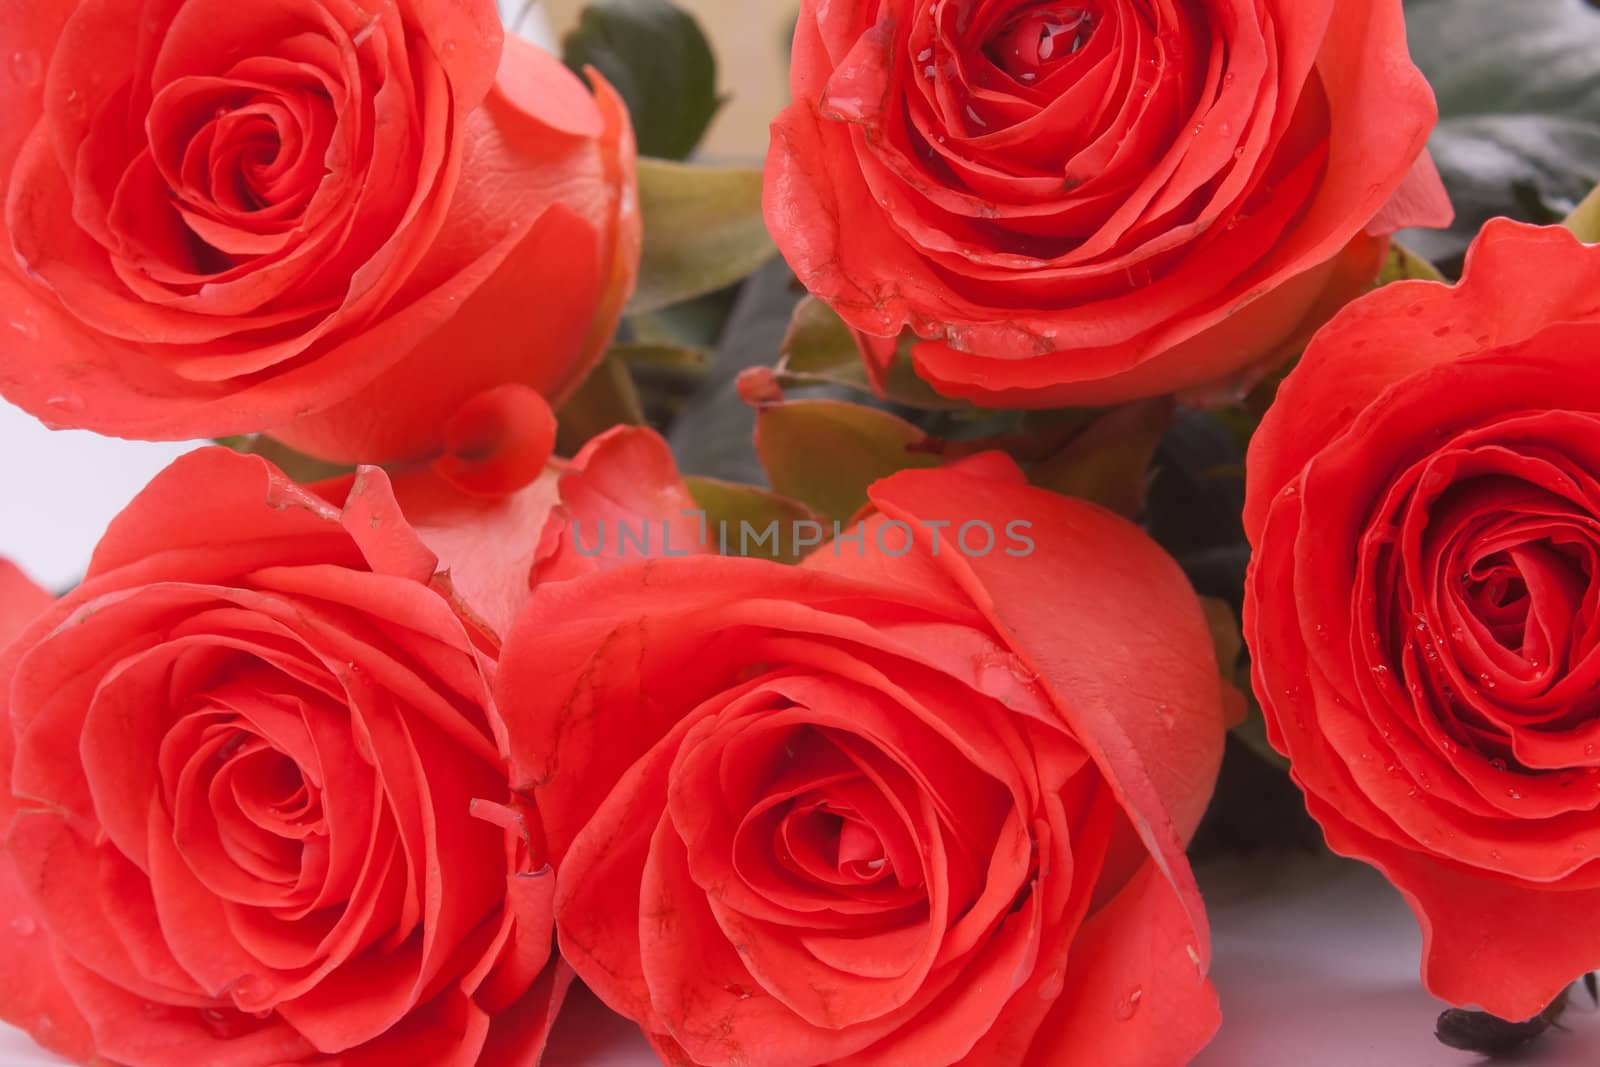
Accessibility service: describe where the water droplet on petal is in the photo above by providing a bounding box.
[9,915,36,936]
[10,51,41,89]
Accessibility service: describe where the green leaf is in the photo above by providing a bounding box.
[684,476,824,564]
[227,435,353,484]
[629,158,777,315]
[1405,0,1600,123]
[777,297,969,411]
[1377,238,1447,285]
[1566,182,1600,243]
[755,400,942,525]
[562,0,723,161]
[1399,0,1600,270]
[555,356,644,455]
[610,342,712,372]
[1025,399,1171,519]
[666,260,799,485]
[611,342,712,431]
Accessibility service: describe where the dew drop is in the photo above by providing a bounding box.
[1489,758,1508,772]
[8,316,38,339]
[1506,788,1522,800]
[9,51,41,89]
[917,47,933,62]
[1115,987,1144,1020]
[9,915,36,937]
[44,393,84,413]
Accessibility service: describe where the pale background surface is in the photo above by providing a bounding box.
[4,1,1600,1063]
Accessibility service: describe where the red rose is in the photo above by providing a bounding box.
[1244,220,1600,1021]
[0,0,638,464]
[765,0,1452,408]
[506,456,1227,1065]
[0,561,50,649]
[0,430,696,1065]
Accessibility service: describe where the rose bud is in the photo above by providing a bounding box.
[765,0,1452,407]
[1245,220,1600,1021]
[0,428,697,1065]
[506,455,1228,1066]
[0,0,639,464]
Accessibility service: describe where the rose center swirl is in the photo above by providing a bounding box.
[984,4,1097,81]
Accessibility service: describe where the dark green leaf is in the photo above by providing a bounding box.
[1403,114,1600,271]
[555,357,645,455]
[1025,399,1171,519]
[562,0,722,161]
[1406,0,1600,122]
[667,260,800,484]
[229,435,352,484]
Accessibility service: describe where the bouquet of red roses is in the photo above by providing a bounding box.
[2,0,1599,1063]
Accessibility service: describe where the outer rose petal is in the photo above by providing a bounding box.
[864,465,1227,858]
[0,558,52,824]
[1022,864,1220,1064]
[332,424,698,639]
[1313,795,1600,1022]
[0,860,99,1062]
[0,563,94,1063]
[911,233,1387,408]
[1245,220,1600,538]
[0,561,51,649]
